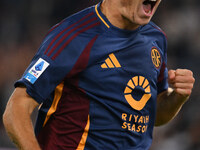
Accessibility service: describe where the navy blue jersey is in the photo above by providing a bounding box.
[15,2,168,150]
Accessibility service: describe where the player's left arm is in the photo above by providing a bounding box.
[155,69,195,126]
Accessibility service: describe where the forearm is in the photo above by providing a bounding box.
[3,107,40,150]
[155,88,189,126]
[155,69,195,126]
[3,88,41,150]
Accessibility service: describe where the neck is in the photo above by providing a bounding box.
[100,0,140,30]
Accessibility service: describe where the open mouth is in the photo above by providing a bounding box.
[142,0,157,15]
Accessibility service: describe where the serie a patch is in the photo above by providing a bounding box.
[24,58,49,84]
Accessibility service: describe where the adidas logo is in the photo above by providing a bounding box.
[101,53,121,68]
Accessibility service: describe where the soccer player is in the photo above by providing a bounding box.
[3,0,195,150]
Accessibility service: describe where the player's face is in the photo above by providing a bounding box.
[119,0,161,28]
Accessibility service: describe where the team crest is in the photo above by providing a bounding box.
[151,47,161,69]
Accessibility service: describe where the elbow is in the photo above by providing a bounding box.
[3,106,13,131]
[154,114,174,127]
[154,120,168,127]
[3,99,18,133]
[154,119,164,127]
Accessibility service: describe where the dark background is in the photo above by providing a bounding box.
[0,0,199,149]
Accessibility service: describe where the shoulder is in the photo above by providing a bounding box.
[141,21,167,39]
[39,5,101,61]
[140,21,167,52]
[62,6,96,25]
[149,21,167,39]
[46,5,100,36]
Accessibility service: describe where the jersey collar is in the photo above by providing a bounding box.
[94,2,141,37]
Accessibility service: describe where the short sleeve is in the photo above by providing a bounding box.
[157,35,168,94]
[15,55,68,104]
[15,21,82,104]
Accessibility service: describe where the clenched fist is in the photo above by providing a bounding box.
[168,69,195,97]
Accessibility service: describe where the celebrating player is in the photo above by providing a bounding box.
[3,0,195,150]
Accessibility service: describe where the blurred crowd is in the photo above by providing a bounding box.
[0,0,199,149]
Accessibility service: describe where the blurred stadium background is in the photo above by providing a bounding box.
[0,0,199,149]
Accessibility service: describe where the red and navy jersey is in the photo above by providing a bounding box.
[15,2,168,150]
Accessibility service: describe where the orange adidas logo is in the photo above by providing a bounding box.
[101,53,121,68]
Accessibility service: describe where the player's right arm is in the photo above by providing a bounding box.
[3,87,41,150]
